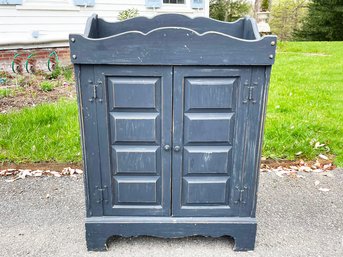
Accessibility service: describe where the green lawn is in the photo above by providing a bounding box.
[0,42,342,166]
[0,100,80,163]
[264,41,343,166]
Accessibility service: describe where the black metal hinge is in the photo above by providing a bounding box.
[243,81,258,104]
[234,185,248,205]
[95,185,108,204]
[88,80,103,103]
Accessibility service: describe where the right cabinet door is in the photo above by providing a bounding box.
[172,67,251,217]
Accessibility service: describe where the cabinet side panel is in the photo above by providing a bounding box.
[240,66,270,217]
[76,65,103,217]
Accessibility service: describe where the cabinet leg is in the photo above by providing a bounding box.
[232,227,256,251]
[86,231,110,251]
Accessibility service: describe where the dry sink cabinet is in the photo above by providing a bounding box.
[70,14,276,251]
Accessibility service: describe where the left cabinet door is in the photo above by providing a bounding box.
[94,66,173,216]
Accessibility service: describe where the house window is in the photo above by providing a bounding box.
[163,0,185,4]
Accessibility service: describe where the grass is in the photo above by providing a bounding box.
[0,99,80,163]
[0,42,342,166]
[0,88,13,98]
[264,41,343,166]
[39,81,55,92]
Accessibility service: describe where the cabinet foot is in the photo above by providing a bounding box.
[232,228,256,251]
[85,217,257,252]
[86,232,109,251]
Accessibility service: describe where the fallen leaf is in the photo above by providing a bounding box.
[314,160,321,168]
[323,163,332,170]
[32,170,43,177]
[75,169,83,174]
[313,169,324,173]
[299,166,312,172]
[318,154,329,160]
[50,171,61,177]
[18,170,32,179]
[314,142,325,149]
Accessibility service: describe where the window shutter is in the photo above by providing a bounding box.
[145,0,162,8]
[0,0,23,4]
[73,0,95,7]
[191,0,205,9]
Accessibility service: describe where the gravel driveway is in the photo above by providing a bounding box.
[1,169,342,257]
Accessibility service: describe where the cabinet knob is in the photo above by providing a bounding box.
[163,144,171,151]
[173,146,181,152]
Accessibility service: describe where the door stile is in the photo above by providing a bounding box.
[239,67,267,217]
[171,67,184,216]
[78,65,103,217]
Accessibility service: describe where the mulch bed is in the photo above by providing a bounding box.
[0,83,76,113]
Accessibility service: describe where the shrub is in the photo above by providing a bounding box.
[118,8,139,21]
[39,81,54,92]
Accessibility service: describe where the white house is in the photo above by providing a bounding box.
[0,0,209,50]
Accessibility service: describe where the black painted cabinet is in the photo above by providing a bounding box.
[70,14,276,251]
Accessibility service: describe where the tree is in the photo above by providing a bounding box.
[269,0,307,40]
[294,0,343,41]
[117,8,139,21]
[261,0,270,11]
[210,0,252,22]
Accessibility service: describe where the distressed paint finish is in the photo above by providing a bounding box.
[172,67,252,217]
[95,66,172,217]
[71,14,276,252]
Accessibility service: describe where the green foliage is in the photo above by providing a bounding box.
[261,0,269,11]
[269,0,308,40]
[46,64,62,80]
[0,88,12,98]
[40,81,54,92]
[210,0,251,22]
[118,8,139,21]
[0,100,80,163]
[62,66,74,82]
[294,0,343,41]
[264,41,343,166]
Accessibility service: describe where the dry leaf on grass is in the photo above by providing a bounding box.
[318,154,329,160]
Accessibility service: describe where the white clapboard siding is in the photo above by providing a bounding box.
[0,0,209,49]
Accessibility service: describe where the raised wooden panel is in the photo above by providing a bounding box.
[110,112,159,143]
[115,177,159,204]
[183,146,232,175]
[112,146,159,175]
[108,77,158,110]
[185,78,235,111]
[183,113,234,144]
[183,177,229,205]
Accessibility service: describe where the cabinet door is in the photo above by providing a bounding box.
[95,66,172,216]
[172,67,251,217]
